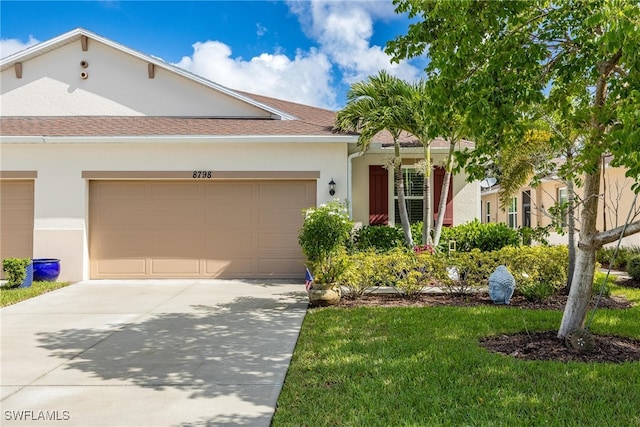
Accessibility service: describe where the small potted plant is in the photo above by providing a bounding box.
[306,251,350,306]
[2,258,33,288]
[298,200,353,306]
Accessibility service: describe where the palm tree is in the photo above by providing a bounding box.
[399,78,464,248]
[334,71,414,247]
[398,79,433,245]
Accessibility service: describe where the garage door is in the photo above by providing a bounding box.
[89,180,316,279]
[0,180,34,268]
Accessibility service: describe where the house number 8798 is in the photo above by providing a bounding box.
[192,171,212,179]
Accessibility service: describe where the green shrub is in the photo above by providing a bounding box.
[298,201,353,263]
[392,251,443,298]
[410,222,424,245]
[336,244,570,302]
[353,225,405,252]
[441,256,478,296]
[499,246,568,301]
[435,245,568,301]
[341,250,378,298]
[363,248,445,297]
[627,255,640,280]
[518,281,557,302]
[597,246,640,271]
[307,248,351,285]
[2,258,31,288]
[438,219,520,252]
[442,250,498,295]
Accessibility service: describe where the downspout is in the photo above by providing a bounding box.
[347,150,364,219]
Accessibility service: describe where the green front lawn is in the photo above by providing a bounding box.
[273,286,640,426]
[0,281,73,307]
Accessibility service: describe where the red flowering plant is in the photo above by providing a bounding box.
[413,244,435,255]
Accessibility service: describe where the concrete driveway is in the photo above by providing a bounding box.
[0,280,308,426]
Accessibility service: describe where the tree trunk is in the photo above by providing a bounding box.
[558,163,601,338]
[558,55,618,339]
[566,178,576,293]
[395,141,414,247]
[422,145,432,245]
[432,140,455,247]
[432,170,452,247]
[558,240,598,339]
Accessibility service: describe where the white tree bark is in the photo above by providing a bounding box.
[433,140,455,247]
[422,147,433,245]
[432,170,452,247]
[566,178,576,291]
[395,142,414,247]
[558,242,598,338]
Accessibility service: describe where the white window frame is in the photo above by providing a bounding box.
[393,166,424,225]
[558,187,568,228]
[508,197,518,229]
[485,201,491,223]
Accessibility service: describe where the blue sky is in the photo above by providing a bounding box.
[0,1,427,109]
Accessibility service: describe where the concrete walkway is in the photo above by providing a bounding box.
[0,280,308,427]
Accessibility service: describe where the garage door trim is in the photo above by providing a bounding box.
[82,170,320,180]
[0,171,38,179]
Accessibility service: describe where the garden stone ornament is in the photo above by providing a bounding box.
[488,265,516,305]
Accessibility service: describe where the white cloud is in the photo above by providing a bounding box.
[174,0,421,109]
[256,23,268,37]
[175,41,337,109]
[0,35,39,59]
[288,0,421,83]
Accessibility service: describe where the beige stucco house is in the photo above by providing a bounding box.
[481,160,639,247]
[1,28,480,282]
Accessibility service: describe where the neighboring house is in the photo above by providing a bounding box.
[481,160,640,247]
[0,28,480,282]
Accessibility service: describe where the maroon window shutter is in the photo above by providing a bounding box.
[369,165,388,225]
[433,167,454,226]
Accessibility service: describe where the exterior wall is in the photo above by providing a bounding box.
[351,152,479,227]
[1,40,268,117]
[1,141,347,282]
[481,191,499,223]
[452,171,480,226]
[480,166,640,247]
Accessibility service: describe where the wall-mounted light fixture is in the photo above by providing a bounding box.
[329,178,336,196]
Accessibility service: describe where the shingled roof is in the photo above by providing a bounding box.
[0,27,472,149]
[0,115,335,138]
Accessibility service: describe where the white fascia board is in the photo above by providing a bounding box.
[0,29,80,68]
[0,28,296,121]
[481,188,500,196]
[367,146,453,155]
[1,135,357,144]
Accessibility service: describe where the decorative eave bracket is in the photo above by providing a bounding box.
[15,62,22,78]
[148,63,155,79]
[81,35,89,51]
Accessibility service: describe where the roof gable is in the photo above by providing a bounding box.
[0,28,295,119]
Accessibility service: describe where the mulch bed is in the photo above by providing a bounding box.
[327,285,640,364]
[480,331,640,363]
[336,291,633,310]
[617,277,640,289]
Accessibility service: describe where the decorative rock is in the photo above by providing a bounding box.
[488,265,516,305]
